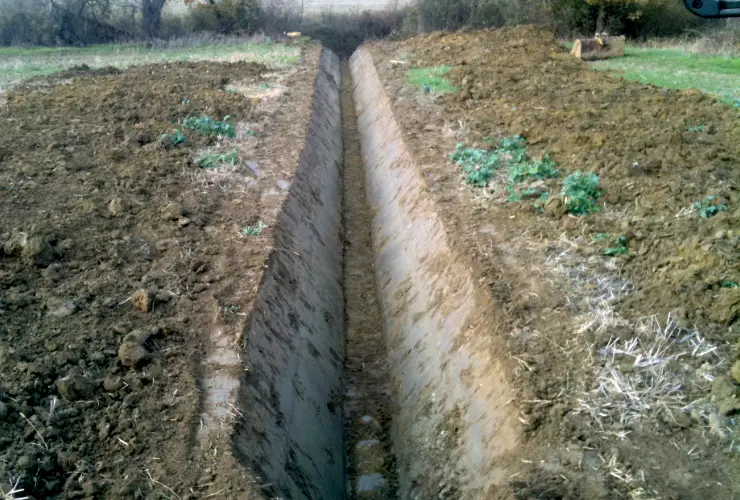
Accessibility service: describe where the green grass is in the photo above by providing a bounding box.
[0,40,300,94]
[183,115,236,138]
[241,221,267,236]
[591,46,740,105]
[407,65,458,94]
[196,150,240,168]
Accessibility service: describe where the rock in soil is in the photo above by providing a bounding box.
[56,374,97,401]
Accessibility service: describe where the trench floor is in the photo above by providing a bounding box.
[340,63,400,499]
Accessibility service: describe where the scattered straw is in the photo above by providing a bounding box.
[1,477,29,500]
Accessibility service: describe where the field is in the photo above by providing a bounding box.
[592,45,740,106]
[1,26,740,500]
[0,39,300,94]
[0,40,321,498]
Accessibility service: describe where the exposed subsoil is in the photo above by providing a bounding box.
[341,63,399,499]
[367,27,740,499]
[0,46,321,499]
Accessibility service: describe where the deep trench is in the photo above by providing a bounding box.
[232,47,519,500]
[340,62,400,499]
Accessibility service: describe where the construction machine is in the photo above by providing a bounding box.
[571,1,738,60]
[683,0,740,17]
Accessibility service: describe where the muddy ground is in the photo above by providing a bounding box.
[368,27,739,499]
[0,46,321,499]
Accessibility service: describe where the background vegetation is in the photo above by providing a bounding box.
[0,0,736,48]
[0,0,738,98]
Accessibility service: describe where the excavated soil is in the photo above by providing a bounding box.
[0,47,321,499]
[366,27,740,499]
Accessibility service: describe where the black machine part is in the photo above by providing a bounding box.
[684,0,740,17]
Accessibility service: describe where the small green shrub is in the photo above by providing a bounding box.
[562,172,602,215]
[507,152,559,184]
[196,150,240,168]
[693,196,727,218]
[407,65,458,94]
[494,135,526,152]
[532,191,550,212]
[449,143,502,187]
[183,115,236,138]
[241,221,267,236]
[604,235,630,256]
[592,232,608,242]
[159,129,187,146]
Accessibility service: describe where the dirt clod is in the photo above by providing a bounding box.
[56,374,97,401]
[132,289,151,312]
[162,202,183,220]
[103,375,123,392]
[47,298,77,317]
[21,234,55,267]
[732,360,740,384]
[3,231,27,256]
[118,328,152,368]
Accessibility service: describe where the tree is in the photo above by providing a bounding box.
[141,0,166,37]
[584,0,649,33]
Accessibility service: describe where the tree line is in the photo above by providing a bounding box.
[0,0,716,47]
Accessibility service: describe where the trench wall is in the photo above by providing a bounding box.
[350,46,522,498]
[232,48,346,500]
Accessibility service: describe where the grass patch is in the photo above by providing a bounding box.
[0,39,300,94]
[241,221,267,236]
[407,65,457,94]
[591,46,740,106]
[196,150,240,168]
[183,115,236,139]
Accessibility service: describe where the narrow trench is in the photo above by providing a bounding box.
[340,62,400,499]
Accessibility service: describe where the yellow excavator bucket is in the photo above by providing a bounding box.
[570,35,625,61]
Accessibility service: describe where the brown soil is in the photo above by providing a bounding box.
[341,63,399,499]
[0,46,321,499]
[366,27,740,499]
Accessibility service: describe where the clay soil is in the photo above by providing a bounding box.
[0,46,321,498]
[341,63,399,499]
[367,27,740,499]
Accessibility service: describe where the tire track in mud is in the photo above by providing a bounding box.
[340,62,399,500]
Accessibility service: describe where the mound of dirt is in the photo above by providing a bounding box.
[394,27,740,329]
[366,26,740,499]
[0,53,318,499]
